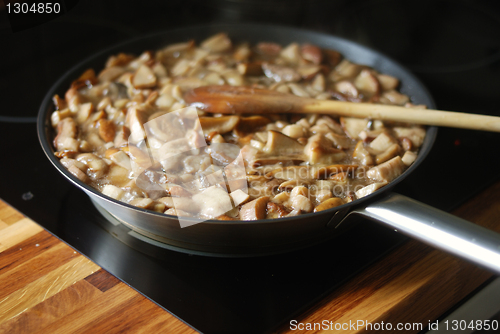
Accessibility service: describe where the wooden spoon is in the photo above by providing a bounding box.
[184,85,500,132]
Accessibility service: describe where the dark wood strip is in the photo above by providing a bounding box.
[0,231,56,273]
[0,280,102,334]
[84,268,121,292]
[0,241,79,300]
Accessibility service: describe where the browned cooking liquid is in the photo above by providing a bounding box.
[51,33,426,221]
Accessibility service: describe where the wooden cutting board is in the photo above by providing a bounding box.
[0,180,499,333]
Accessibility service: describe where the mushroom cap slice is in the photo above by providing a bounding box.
[199,116,240,135]
[263,130,304,156]
[239,196,270,221]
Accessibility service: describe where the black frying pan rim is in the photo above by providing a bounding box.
[37,23,437,226]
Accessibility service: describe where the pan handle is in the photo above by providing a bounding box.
[351,193,500,274]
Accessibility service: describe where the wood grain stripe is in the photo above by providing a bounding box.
[0,203,24,226]
[36,283,139,334]
[0,280,102,334]
[0,242,80,300]
[0,218,44,253]
[0,255,100,323]
[0,231,58,274]
[84,268,121,292]
[0,221,8,231]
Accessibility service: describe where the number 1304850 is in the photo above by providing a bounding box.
[6,3,61,14]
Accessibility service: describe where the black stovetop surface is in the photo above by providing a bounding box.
[2,1,500,333]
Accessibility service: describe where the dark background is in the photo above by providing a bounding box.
[2,0,500,119]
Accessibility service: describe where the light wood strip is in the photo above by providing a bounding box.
[0,255,100,322]
[0,218,44,253]
[0,242,79,299]
[36,283,139,334]
[0,204,24,226]
[0,221,8,231]
[0,280,102,334]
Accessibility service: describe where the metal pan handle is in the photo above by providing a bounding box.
[351,193,500,274]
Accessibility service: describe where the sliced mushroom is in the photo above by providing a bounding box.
[97,119,116,143]
[201,33,232,53]
[76,102,94,124]
[76,153,108,180]
[107,164,131,187]
[353,141,374,165]
[130,198,154,209]
[71,69,98,90]
[262,63,301,83]
[102,184,125,200]
[393,127,426,148]
[331,59,363,80]
[355,182,388,198]
[110,150,132,170]
[375,143,401,164]
[222,70,245,86]
[340,117,369,139]
[132,64,157,89]
[367,156,406,182]
[297,65,322,80]
[266,202,290,218]
[199,116,240,135]
[290,195,313,213]
[255,42,282,57]
[280,43,301,64]
[263,130,304,156]
[237,62,263,76]
[314,197,344,212]
[402,151,417,166]
[380,89,409,105]
[300,44,322,64]
[126,106,148,142]
[98,66,126,82]
[311,73,326,92]
[369,132,397,152]
[114,126,131,148]
[325,132,353,149]
[106,53,135,68]
[377,74,399,90]
[233,42,251,61]
[287,83,311,97]
[334,80,359,98]
[239,196,270,220]
[304,133,346,165]
[68,164,88,183]
[54,117,79,152]
[52,94,67,110]
[51,108,72,127]
[230,189,250,206]
[354,69,380,97]
[282,124,308,139]
[160,40,195,56]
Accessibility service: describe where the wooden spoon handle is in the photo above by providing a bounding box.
[305,100,500,132]
[185,85,500,132]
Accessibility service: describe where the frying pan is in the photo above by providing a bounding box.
[38,24,500,273]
